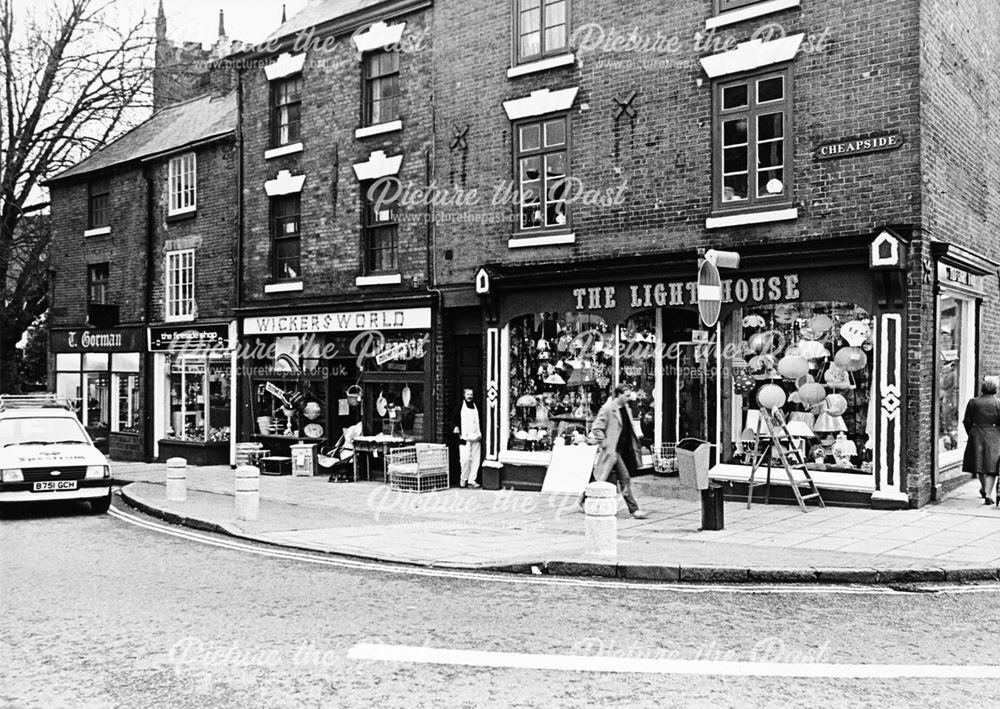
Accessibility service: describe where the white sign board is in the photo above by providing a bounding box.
[243,307,432,335]
[541,445,599,494]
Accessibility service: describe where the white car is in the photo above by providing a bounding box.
[0,395,113,513]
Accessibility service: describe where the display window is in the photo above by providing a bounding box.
[163,354,231,442]
[721,301,875,472]
[506,312,613,452]
[55,351,142,444]
[938,294,976,465]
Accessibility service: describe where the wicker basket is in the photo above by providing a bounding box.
[386,444,449,492]
[652,442,678,475]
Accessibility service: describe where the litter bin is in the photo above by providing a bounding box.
[676,439,724,531]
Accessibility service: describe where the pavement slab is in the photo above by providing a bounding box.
[113,463,1000,583]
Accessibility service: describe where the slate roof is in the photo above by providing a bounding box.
[265,0,385,42]
[48,92,236,183]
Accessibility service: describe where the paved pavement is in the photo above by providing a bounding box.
[112,463,1000,583]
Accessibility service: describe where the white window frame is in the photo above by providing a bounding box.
[165,249,196,322]
[938,291,978,469]
[168,153,197,216]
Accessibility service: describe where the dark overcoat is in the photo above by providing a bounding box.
[962,395,1000,475]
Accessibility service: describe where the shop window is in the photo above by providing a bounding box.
[721,301,875,472]
[272,75,302,147]
[713,68,792,212]
[361,178,399,274]
[515,115,569,232]
[363,381,425,438]
[111,353,141,434]
[515,0,568,64]
[362,50,399,127]
[165,249,195,322]
[938,295,975,461]
[618,312,657,449]
[271,194,301,280]
[168,152,197,215]
[88,178,110,229]
[507,312,612,452]
[163,354,231,443]
[87,263,109,305]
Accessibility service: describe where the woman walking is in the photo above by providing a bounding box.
[962,378,1000,505]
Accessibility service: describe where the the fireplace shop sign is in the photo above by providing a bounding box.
[51,327,144,353]
[148,323,235,352]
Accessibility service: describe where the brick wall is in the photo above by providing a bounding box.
[432,0,923,285]
[911,0,1000,504]
[239,8,435,307]
[49,172,149,327]
[148,140,239,324]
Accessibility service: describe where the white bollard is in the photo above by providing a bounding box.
[235,465,260,521]
[584,481,618,557]
[165,457,187,502]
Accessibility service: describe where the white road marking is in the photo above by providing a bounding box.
[347,642,1000,679]
[108,505,1000,597]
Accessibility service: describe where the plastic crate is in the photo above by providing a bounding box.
[386,444,450,493]
[652,443,678,475]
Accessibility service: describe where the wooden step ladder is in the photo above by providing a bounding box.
[746,407,826,512]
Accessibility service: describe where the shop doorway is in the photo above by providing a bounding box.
[661,310,717,445]
[450,334,483,485]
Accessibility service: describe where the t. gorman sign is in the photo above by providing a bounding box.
[243,307,433,335]
[51,327,145,353]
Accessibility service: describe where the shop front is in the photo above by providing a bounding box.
[930,242,1000,498]
[476,238,910,506]
[238,306,435,460]
[149,322,237,466]
[50,327,146,460]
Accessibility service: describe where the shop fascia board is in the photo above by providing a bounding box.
[478,237,872,290]
[930,240,1000,278]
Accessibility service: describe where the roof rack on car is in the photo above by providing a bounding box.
[0,394,74,411]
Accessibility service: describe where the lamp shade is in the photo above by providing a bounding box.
[813,412,848,433]
[516,394,538,407]
[757,383,787,410]
[833,346,868,372]
[777,355,809,380]
[798,382,828,406]
[784,420,815,439]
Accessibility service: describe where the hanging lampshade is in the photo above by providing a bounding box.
[798,382,828,406]
[788,411,816,428]
[823,363,853,390]
[516,394,538,407]
[756,383,787,410]
[840,320,871,347]
[813,412,848,433]
[808,314,834,335]
[777,355,809,380]
[833,346,867,372]
[797,340,829,360]
[823,393,848,417]
[795,374,815,388]
[733,371,757,396]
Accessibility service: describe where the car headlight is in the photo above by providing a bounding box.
[85,465,110,479]
[1,469,24,483]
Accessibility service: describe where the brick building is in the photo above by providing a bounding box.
[230,0,439,464]
[45,91,238,463]
[430,0,1000,507]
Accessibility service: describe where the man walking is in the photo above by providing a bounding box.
[581,383,649,518]
[453,387,482,488]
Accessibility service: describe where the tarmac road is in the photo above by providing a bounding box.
[1,496,996,709]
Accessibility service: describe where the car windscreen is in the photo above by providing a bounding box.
[0,416,90,445]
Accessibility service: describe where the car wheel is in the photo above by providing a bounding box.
[89,492,112,514]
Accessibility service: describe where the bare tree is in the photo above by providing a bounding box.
[0,0,152,393]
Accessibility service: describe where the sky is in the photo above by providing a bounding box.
[159,0,309,46]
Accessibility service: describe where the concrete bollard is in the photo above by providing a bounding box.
[235,465,260,521]
[584,481,618,557]
[165,457,187,502]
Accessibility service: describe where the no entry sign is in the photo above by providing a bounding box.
[697,259,722,328]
